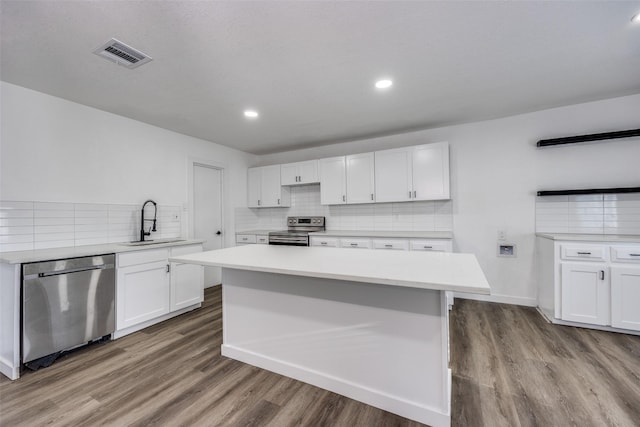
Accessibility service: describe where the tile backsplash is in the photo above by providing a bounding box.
[0,201,182,252]
[536,193,640,235]
[235,184,453,232]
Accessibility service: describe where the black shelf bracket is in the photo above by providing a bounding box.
[536,128,640,147]
[537,187,640,197]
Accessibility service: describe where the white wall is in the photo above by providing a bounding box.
[0,82,257,249]
[258,94,640,305]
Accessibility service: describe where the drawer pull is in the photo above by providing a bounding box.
[384,244,393,248]
[423,246,433,249]
[321,242,327,245]
[577,252,591,255]
[630,254,640,257]
[242,238,248,241]
[350,243,358,246]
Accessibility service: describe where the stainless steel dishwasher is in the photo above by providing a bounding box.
[22,254,116,369]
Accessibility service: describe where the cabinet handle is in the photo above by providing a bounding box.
[577,252,591,255]
[384,244,393,248]
[258,199,261,206]
[242,237,248,241]
[600,270,605,280]
[277,198,280,205]
[371,193,374,200]
[630,254,640,257]
[413,190,416,198]
[408,191,412,198]
[321,242,327,245]
[166,264,170,273]
[343,195,346,202]
[424,246,433,249]
[350,243,358,246]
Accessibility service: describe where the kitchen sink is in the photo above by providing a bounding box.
[120,239,186,246]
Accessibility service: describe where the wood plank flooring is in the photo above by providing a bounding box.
[1,287,639,426]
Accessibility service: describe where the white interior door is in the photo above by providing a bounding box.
[193,164,223,287]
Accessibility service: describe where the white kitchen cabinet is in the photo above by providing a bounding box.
[374,142,449,203]
[319,156,347,205]
[346,153,375,204]
[117,250,171,330]
[560,262,609,325]
[372,238,409,251]
[247,165,290,208]
[611,266,640,331]
[281,160,319,185]
[236,234,257,244]
[116,244,203,337]
[410,239,453,252]
[340,238,373,249]
[310,236,340,247]
[319,153,375,205]
[170,245,204,312]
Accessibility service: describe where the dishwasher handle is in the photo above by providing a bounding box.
[29,264,114,279]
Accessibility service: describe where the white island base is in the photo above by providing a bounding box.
[221,268,451,426]
[170,245,490,426]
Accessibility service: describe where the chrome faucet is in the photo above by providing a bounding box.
[140,200,157,242]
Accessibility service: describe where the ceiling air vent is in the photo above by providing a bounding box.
[93,38,152,69]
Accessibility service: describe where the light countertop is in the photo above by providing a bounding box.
[536,233,640,243]
[236,229,280,235]
[0,239,205,264]
[309,230,453,239]
[170,244,489,294]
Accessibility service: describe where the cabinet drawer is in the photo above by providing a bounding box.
[236,234,256,244]
[256,235,268,244]
[561,245,606,261]
[611,246,640,263]
[410,240,452,252]
[310,237,339,247]
[373,239,409,250]
[118,248,169,268]
[340,238,372,249]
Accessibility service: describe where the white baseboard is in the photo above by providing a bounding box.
[113,303,201,339]
[222,344,450,427]
[454,291,537,307]
[0,355,19,380]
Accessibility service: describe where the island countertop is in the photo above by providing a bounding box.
[170,244,490,294]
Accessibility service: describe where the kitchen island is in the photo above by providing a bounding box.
[170,245,490,427]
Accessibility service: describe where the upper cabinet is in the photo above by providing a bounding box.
[247,165,291,208]
[319,153,375,205]
[375,142,450,203]
[319,156,346,205]
[281,160,319,185]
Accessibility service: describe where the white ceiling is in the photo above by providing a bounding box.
[2,1,640,155]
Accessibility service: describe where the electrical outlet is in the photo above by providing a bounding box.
[497,229,506,241]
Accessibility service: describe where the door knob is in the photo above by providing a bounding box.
[216,231,222,235]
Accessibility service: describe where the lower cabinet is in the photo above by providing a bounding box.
[611,266,640,331]
[116,244,203,336]
[560,263,609,326]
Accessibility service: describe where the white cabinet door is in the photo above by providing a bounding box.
[561,263,609,325]
[374,148,412,203]
[116,260,170,330]
[298,160,319,184]
[319,156,346,205]
[611,266,640,331]
[412,142,450,200]
[280,163,298,186]
[346,153,375,204]
[247,167,262,207]
[170,262,204,311]
[261,165,283,207]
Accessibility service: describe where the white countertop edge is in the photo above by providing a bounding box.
[0,239,205,264]
[309,230,453,239]
[536,233,640,243]
[169,246,490,295]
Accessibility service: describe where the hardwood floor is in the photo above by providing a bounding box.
[1,287,639,426]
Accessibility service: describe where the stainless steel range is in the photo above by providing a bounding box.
[268,216,325,246]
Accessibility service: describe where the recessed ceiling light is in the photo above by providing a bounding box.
[244,110,259,118]
[375,79,393,89]
[632,12,640,23]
